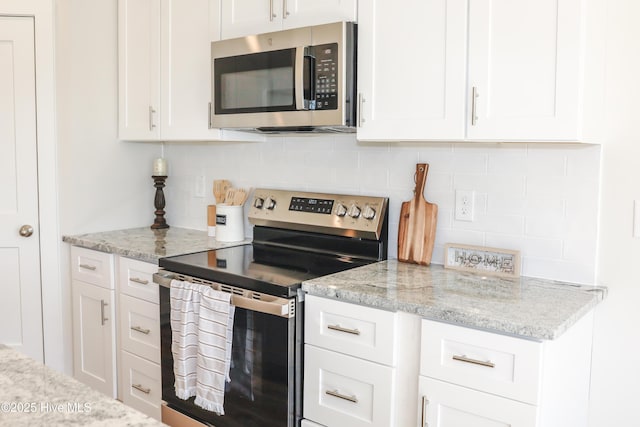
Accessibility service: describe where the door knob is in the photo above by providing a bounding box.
[19,225,33,237]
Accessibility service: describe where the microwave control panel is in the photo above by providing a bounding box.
[313,43,338,110]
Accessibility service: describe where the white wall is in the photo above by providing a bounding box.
[164,138,601,284]
[589,0,640,425]
[55,0,158,373]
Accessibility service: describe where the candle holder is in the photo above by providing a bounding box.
[151,175,169,229]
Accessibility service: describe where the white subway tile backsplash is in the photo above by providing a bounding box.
[165,136,600,284]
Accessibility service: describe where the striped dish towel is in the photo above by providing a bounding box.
[170,280,235,414]
[194,285,235,414]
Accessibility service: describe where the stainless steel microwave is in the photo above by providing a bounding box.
[210,22,356,133]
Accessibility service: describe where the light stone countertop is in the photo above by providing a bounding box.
[0,345,166,427]
[302,260,607,340]
[62,227,251,263]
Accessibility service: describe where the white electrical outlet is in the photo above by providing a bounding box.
[455,190,475,221]
[195,175,206,198]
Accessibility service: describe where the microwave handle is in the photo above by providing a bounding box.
[295,47,315,110]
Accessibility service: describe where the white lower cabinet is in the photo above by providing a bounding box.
[304,346,394,427]
[71,246,117,398]
[72,279,117,398]
[117,257,161,420]
[120,351,163,419]
[418,316,595,427]
[303,295,421,427]
[419,377,537,427]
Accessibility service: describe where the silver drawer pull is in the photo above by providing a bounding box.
[452,354,495,368]
[327,324,360,335]
[131,326,151,335]
[79,263,97,271]
[325,389,358,403]
[130,277,149,285]
[132,384,151,394]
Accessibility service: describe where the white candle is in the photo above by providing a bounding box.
[153,158,167,176]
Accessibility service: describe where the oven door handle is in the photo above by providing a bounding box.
[154,272,294,318]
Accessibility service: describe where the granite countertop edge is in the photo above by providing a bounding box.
[62,227,251,263]
[302,260,607,341]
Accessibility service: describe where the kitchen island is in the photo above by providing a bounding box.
[0,345,165,426]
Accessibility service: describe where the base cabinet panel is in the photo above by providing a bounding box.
[120,351,162,420]
[304,345,394,427]
[418,377,538,427]
[72,279,117,398]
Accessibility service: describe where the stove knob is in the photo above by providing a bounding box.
[253,197,265,209]
[335,203,347,217]
[265,197,276,210]
[362,205,376,220]
[347,204,361,218]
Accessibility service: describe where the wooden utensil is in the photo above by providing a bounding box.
[398,163,438,265]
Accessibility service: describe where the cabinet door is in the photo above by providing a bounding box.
[220,0,281,39]
[466,0,582,141]
[118,0,161,140]
[72,280,117,398]
[418,377,538,427]
[120,351,162,420]
[160,0,225,140]
[282,0,357,30]
[357,0,467,141]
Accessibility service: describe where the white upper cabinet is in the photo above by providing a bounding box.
[357,0,467,141]
[220,0,357,39]
[357,0,604,143]
[119,0,230,141]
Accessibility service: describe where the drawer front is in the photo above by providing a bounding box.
[304,345,394,427]
[120,351,161,420]
[118,257,159,303]
[420,319,542,404]
[119,294,160,363]
[419,376,538,427]
[71,246,114,289]
[305,295,396,365]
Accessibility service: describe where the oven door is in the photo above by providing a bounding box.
[158,276,302,427]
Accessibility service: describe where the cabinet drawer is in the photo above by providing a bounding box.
[119,294,160,364]
[419,376,537,427]
[305,295,396,365]
[120,351,161,420]
[420,319,542,404]
[304,345,394,427]
[71,246,114,289]
[118,257,159,303]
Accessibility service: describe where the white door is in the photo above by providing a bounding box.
[220,0,281,39]
[0,16,43,362]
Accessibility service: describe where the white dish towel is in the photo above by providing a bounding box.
[170,280,235,415]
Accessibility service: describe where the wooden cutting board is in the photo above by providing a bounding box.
[398,163,438,265]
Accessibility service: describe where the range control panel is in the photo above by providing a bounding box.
[248,188,388,240]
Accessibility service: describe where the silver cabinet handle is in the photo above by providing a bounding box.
[130,277,149,285]
[269,0,276,20]
[358,93,365,127]
[327,324,360,335]
[208,102,213,129]
[471,86,479,126]
[283,0,289,17]
[132,384,151,394]
[421,396,429,427]
[149,105,156,131]
[19,225,34,237]
[325,389,358,403]
[452,354,495,368]
[131,326,151,335]
[100,300,108,326]
[79,264,97,271]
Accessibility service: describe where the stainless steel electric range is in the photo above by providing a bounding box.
[155,188,388,427]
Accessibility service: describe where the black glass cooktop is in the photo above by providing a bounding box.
[159,243,373,298]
